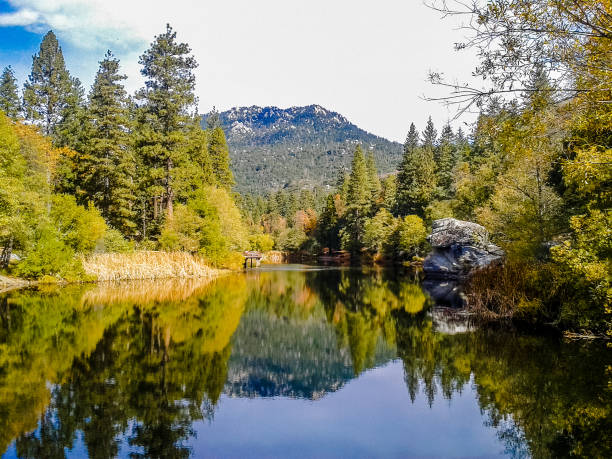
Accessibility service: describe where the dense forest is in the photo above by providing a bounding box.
[0,1,610,335]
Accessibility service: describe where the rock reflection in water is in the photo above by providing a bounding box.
[422,278,466,308]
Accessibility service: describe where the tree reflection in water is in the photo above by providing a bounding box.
[0,267,609,458]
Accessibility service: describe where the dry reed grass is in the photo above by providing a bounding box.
[83,251,223,282]
[464,264,526,319]
[464,261,561,320]
[262,251,285,264]
[82,277,220,305]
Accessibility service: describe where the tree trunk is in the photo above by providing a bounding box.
[166,157,174,218]
[141,197,147,240]
[0,237,14,269]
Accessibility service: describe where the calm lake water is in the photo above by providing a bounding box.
[0,265,610,458]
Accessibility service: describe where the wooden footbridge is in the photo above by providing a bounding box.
[243,251,263,268]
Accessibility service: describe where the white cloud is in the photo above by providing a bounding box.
[0,0,480,141]
[0,9,40,26]
[1,0,151,49]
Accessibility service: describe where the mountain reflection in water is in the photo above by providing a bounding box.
[0,266,609,458]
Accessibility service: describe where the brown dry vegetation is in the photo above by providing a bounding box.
[81,277,225,305]
[82,251,224,281]
[262,251,286,264]
[464,262,565,324]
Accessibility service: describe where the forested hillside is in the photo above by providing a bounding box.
[201,105,403,193]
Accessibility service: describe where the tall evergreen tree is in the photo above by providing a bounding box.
[421,116,438,149]
[336,170,350,201]
[206,106,221,130]
[208,126,234,190]
[436,124,458,198]
[82,51,136,235]
[404,122,419,153]
[381,175,397,211]
[317,194,340,249]
[455,127,472,162]
[55,76,86,149]
[135,24,198,221]
[185,126,214,191]
[395,124,418,215]
[395,124,437,217]
[0,66,20,119]
[365,150,381,199]
[340,145,371,253]
[346,145,370,207]
[22,31,74,136]
[436,124,454,161]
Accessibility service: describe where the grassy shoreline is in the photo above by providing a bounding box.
[82,251,225,281]
[0,274,32,293]
[1,251,228,290]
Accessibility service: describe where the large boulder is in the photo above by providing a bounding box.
[423,218,504,278]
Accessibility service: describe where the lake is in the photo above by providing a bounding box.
[0,265,610,458]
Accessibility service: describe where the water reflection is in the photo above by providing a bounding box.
[0,266,610,458]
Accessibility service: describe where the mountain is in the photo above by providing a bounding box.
[225,309,396,400]
[201,105,403,194]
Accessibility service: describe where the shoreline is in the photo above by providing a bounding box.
[3,259,608,340]
[0,275,33,294]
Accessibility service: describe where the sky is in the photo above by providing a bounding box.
[0,0,479,142]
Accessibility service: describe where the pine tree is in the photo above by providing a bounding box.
[455,127,472,162]
[404,122,419,153]
[395,124,418,215]
[421,116,438,149]
[525,63,554,111]
[381,175,397,211]
[365,150,381,199]
[0,66,20,119]
[208,126,234,190]
[206,106,221,130]
[55,76,86,149]
[436,124,457,198]
[22,31,74,136]
[395,124,437,217]
[336,170,350,201]
[135,24,198,221]
[82,51,136,235]
[340,145,371,253]
[346,145,370,207]
[317,194,340,249]
[186,125,214,191]
[436,124,454,162]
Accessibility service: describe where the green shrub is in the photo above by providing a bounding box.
[159,204,203,252]
[16,227,84,279]
[99,228,134,253]
[213,251,245,270]
[50,195,106,253]
[274,227,308,252]
[248,233,275,252]
[363,209,395,254]
[135,239,157,251]
[550,209,611,333]
[425,200,454,222]
[389,215,428,258]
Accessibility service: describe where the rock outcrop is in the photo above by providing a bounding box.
[423,218,504,279]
